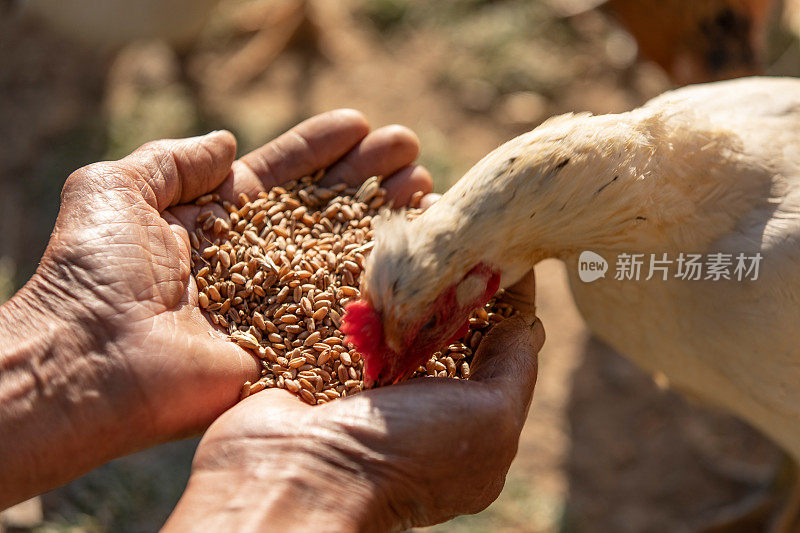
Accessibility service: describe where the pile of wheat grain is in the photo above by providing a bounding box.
[189,173,515,405]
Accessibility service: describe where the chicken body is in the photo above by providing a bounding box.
[569,77,800,460]
[357,77,800,459]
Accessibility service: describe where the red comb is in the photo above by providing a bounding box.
[341,300,386,383]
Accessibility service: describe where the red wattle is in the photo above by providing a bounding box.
[448,320,470,344]
[341,300,386,384]
[483,271,501,303]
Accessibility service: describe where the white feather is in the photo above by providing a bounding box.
[365,76,800,459]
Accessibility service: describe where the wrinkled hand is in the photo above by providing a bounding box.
[0,110,432,507]
[165,276,543,532]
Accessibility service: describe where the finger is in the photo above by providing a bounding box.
[420,193,441,210]
[469,316,545,419]
[382,165,433,206]
[228,109,370,200]
[124,130,237,212]
[501,270,536,321]
[321,125,420,187]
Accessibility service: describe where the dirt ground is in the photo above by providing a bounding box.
[1,0,798,531]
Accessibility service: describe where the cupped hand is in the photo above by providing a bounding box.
[165,275,544,532]
[0,110,433,505]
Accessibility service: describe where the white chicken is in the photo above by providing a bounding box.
[342,76,800,524]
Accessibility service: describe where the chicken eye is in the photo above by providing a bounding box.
[423,315,438,330]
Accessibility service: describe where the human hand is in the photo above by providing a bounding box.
[164,275,543,532]
[0,110,432,508]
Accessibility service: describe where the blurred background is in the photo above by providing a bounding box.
[1,0,799,531]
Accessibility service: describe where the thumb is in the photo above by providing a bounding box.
[500,269,536,322]
[124,130,237,212]
[469,315,545,419]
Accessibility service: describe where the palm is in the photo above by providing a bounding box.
[216,382,520,523]
[43,110,433,443]
[193,298,543,529]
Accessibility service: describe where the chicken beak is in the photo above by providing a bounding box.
[383,323,406,356]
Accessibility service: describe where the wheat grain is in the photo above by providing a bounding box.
[190,173,515,405]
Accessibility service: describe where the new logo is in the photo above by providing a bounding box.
[578,251,608,283]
